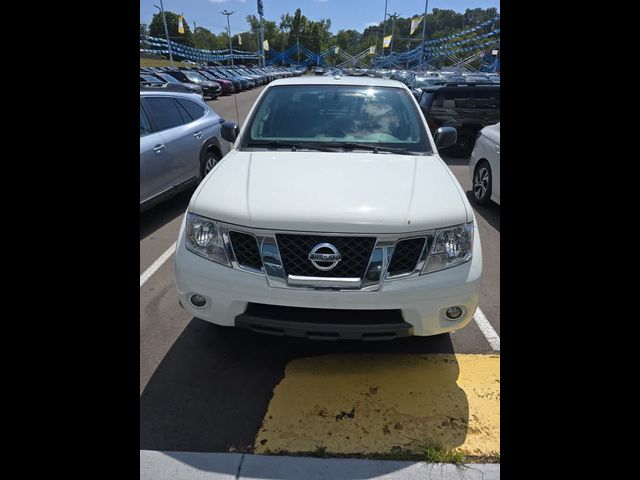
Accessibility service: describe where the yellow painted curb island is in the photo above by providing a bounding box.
[254,354,499,457]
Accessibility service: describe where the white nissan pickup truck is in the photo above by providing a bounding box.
[175,76,482,340]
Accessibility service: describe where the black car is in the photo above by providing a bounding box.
[164,69,221,100]
[140,73,204,97]
[417,83,500,157]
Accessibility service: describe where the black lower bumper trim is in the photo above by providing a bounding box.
[235,303,413,341]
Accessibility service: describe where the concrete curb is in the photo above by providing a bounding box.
[140,450,500,479]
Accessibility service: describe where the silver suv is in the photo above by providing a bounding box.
[140,91,230,212]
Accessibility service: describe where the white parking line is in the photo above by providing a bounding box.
[473,306,500,351]
[140,242,177,288]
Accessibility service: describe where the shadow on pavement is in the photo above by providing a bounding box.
[140,318,456,453]
[139,187,195,241]
[440,153,471,167]
[465,191,500,232]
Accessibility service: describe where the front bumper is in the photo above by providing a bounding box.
[174,221,482,338]
[220,83,234,94]
[204,87,221,97]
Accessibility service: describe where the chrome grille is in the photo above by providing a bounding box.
[217,222,437,291]
[276,234,375,278]
[387,237,427,276]
[229,231,263,270]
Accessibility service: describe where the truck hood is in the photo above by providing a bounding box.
[191,151,470,233]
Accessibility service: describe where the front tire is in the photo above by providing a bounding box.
[472,161,492,205]
[201,150,221,179]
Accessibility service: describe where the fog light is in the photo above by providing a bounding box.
[445,306,463,320]
[190,294,207,307]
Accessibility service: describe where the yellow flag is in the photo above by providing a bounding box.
[263,39,269,51]
[237,34,242,45]
[383,35,392,48]
[335,46,339,54]
[410,16,423,35]
[369,45,376,55]
[178,16,184,34]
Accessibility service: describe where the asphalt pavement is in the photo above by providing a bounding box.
[141,450,500,480]
[139,85,500,455]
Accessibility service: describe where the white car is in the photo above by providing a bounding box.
[175,76,482,340]
[469,123,500,205]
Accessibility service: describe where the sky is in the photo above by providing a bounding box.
[140,0,500,36]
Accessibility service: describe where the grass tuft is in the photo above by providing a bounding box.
[310,445,328,458]
[421,438,467,466]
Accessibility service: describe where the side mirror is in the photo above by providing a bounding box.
[221,121,239,143]
[434,127,457,149]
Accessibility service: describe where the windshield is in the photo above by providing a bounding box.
[141,75,161,82]
[415,78,442,88]
[184,71,206,82]
[157,73,180,83]
[241,85,432,154]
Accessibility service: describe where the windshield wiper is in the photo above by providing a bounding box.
[246,141,339,152]
[331,142,416,155]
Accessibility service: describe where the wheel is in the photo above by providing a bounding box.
[472,161,492,205]
[201,150,221,178]
[449,129,476,158]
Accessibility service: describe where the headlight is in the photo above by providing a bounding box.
[185,213,231,266]
[422,223,473,274]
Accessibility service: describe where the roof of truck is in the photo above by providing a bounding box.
[268,75,407,88]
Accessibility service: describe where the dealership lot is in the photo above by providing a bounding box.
[140,85,500,455]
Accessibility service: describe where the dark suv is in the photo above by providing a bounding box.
[164,69,222,100]
[416,83,500,157]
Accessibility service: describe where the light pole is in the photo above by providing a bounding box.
[381,0,388,57]
[258,1,265,67]
[389,13,399,56]
[259,19,265,66]
[420,0,429,69]
[221,10,235,66]
[154,1,174,66]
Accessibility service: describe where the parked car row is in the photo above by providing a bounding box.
[369,68,499,85]
[140,65,305,100]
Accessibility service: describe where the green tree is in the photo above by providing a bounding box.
[335,29,362,55]
[149,11,194,47]
[261,19,284,53]
[463,7,498,28]
[238,6,498,66]
[193,27,217,50]
[214,31,231,51]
